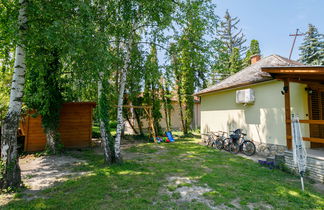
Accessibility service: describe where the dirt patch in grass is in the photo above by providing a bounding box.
[20,155,88,190]
[247,201,273,209]
[159,176,275,210]
[218,198,274,210]
[160,176,215,208]
[0,195,15,207]
[0,154,88,206]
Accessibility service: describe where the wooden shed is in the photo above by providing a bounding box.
[20,102,96,152]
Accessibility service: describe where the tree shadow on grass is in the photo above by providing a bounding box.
[177,133,201,139]
[3,159,163,209]
[3,141,324,209]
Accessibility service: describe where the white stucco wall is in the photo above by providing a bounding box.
[200,80,309,147]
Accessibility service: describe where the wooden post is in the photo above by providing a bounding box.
[115,105,156,142]
[284,79,292,149]
[144,107,156,143]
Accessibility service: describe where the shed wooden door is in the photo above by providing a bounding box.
[309,89,324,148]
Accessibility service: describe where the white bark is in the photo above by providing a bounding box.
[98,72,113,163]
[7,47,26,115]
[0,0,27,188]
[114,39,132,163]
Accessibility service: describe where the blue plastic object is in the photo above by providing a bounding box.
[165,131,175,142]
[258,160,275,169]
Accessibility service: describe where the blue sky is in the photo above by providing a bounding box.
[214,0,324,60]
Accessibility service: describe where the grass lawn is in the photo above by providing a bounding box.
[3,135,324,209]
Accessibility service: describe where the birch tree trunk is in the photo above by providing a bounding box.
[98,73,115,164]
[0,0,27,189]
[114,39,132,163]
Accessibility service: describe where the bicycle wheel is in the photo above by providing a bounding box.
[223,138,231,151]
[206,136,213,147]
[211,141,217,149]
[215,137,224,150]
[229,142,240,154]
[242,140,256,156]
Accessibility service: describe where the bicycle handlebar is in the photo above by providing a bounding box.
[217,131,227,134]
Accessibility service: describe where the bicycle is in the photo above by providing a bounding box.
[228,129,256,156]
[211,131,227,150]
[204,131,219,147]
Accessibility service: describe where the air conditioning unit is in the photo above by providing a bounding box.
[236,89,255,104]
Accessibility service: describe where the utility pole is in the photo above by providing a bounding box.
[289,29,304,60]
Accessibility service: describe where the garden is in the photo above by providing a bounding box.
[1,134,323,209]
[1,1,324,209]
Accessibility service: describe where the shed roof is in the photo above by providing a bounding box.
[194,55,304,96]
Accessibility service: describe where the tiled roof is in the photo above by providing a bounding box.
[194,54,304,96]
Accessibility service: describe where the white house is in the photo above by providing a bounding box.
[194,55,324,157]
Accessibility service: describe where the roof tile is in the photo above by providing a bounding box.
[194,55,304,96]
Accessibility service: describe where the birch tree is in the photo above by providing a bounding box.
[98,72,115,164]
[112,0,176,163]
[0,0,27,189]
[114,39,133,163]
